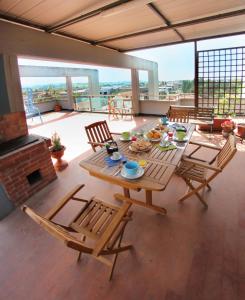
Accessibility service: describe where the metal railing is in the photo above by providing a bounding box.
[22,92,69,103]
[74,95,133,113]
[140,93,195,101]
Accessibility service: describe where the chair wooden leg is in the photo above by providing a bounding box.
[77,251,82,262]
[77,235,86,262]
[179,180,208,208]
[109,229,124,281]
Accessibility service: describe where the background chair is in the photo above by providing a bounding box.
[176,135,237,207]
[167,105,189,123]
[121,98,135,120]
[85,120,120,152]
[108,97,121,120]
[24,88,43,123]
[22,184,133,281]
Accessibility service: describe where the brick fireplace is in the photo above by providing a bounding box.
[0,111,56,209]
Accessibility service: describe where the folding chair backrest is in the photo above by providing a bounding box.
[22,206,92,254]
[216,135,237,169]
[168,106,189,123]
[85,120,113,145]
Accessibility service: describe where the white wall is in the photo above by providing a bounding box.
[140,98,195,115]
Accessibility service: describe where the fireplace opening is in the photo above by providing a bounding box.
[27,170,42,185]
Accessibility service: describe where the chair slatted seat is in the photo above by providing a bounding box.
[176,135,237,207]
[176,162,207,183]
[22,184,133,280]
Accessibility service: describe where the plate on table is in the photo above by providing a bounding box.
[171,123,187,132]
[120,137,131,142]
[110,154,122,161]
[121,166,144,180]
[173,137,188,143]
[146,136,161,142]
[145,130,162,142]
[129,140,152,152]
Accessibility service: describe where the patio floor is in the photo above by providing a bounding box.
[1,112,245,300]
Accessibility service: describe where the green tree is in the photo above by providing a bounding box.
[182,80,194,93]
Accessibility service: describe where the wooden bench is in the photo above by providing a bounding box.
[167,105,214,131]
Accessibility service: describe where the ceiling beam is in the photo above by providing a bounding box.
[147,2,184,41]
[120,30,245,52]
[0,13,46,31]
[46,0,133,33]
[94,8,245,45]
[0,14,121,52]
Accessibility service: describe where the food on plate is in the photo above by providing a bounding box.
[155,124,169,132]
[146,130,161,140]
[130,139,152,152]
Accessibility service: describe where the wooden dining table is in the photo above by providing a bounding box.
[80,120,195,214]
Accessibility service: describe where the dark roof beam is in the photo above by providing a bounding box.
[94,8,245,45]
[121,30,245,52]
[147,2,185,41]
[46,0,133,33]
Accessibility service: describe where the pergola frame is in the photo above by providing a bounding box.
[0,2,244,52]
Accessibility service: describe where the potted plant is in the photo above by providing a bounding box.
[213,97,235,131]
[50,132,68,171]
[236,123,245,142]
[221,120,236,138]
[54,100,62,112]
[50,88,62,112]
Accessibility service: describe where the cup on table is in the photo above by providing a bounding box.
[122,131,130,140]
[123,161,139,175]
[167,131,173,139]
[112,151,121,160]
[176,131,186,141]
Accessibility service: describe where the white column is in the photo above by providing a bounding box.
[88,70,100,96]
[1,54,24,112]
[148,63,159,100]
[131,69,140,115]
[65,76,74,109]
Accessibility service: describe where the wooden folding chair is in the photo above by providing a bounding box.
[108,97,121,120]
[85,120,120,152]
[167,106,190,123]
[176,135,237,207]
[22,184,133,280]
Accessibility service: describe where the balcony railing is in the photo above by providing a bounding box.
[139,93,194,101]
[74,95,133,113]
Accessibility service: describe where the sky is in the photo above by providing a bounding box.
[19,34,245,86]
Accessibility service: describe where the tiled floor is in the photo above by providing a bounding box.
[1,112,245,300]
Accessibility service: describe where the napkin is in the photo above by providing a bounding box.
[157,144,177,151]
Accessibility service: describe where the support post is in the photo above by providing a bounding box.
[88,70,100,96]
[148,64,159,101]
[65,76,74,110]
[194,41,198,108]
[131,69,140,114]
[0,54,24,113]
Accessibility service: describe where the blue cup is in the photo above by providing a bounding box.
[124,161,139,175]
[161,115,168,125]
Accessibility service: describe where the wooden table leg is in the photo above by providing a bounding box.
[145,190,167,215]
[123,188,130,198]
[145,190,152,205]
[115,192,167,215]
